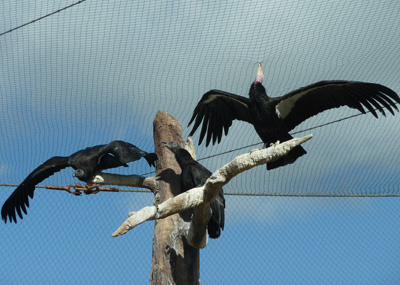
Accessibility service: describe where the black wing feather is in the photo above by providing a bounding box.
[188,90,253,146]
[97,154,128,170]
[174,149,225,239]
[1,156,69,223]
[352,85,384,116]
[372,93,396,116]
[181,163,225,239]
[276,81,400,131]
[208,189,225,239]
[98,140,157,167]
[199,111,210,146]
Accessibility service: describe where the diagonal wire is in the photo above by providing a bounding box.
[0,0,87,37]
[197,113,365,162]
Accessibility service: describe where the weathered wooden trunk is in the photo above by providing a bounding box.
[150,111,200,285]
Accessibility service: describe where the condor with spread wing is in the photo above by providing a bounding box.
[188,64,400,169]
[2,140,157,223]
[163,141,225,239]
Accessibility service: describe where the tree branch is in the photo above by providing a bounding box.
[92,172,158,192]
[112,134,313,239]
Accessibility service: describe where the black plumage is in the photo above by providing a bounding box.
[2,140,157,223]
[188,64,400,169]
[163,141,225,239]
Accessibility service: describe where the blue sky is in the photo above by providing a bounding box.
[1,1,400,284]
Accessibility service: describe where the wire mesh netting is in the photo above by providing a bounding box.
[1,1,399,284]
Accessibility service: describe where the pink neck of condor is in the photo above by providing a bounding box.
[254,63,264,86]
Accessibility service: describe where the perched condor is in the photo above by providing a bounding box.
[163,141,225,239]
[188,64,400,169]
[1,140,157,223]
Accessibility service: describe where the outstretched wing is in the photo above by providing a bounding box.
[275,81,400,131]
[98,140,157,168]
[1,156,69,223]
[188,90,253,146]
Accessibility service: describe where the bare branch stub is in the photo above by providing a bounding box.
[92,172,157,192]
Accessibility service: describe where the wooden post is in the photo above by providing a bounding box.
[150,111,200,285]
[107,110,312,285]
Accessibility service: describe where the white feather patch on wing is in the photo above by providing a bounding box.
[275,90,308,119]
[202,94,221,104]
[202,93,249,109]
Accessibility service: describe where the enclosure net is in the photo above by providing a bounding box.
[1,1,399,284]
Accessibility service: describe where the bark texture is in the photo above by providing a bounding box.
[150,111,200,285]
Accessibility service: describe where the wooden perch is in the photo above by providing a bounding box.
[92,172,157,191]
[112,134,313,239]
